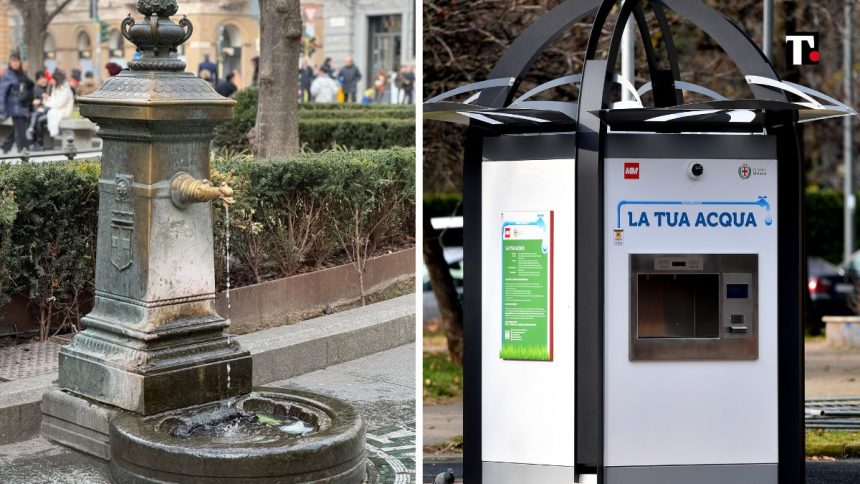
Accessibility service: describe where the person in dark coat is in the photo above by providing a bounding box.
[320,57,335,78]
[215,71,238,98]
[338,56,362,103]
[198,54,219,84]
[0,54,34,154]
[399,65,415,104]
[299,58,315,102]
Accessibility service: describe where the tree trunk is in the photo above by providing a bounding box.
[255,0,302,159]
[422,214,464,366]
[23,3,46,74]
[10,0,74,74]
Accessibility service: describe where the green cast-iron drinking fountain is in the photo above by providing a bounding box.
[40,1,366,482]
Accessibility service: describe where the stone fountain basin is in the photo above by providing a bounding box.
[109,388,366,483]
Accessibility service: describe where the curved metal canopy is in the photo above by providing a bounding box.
[424,0,854,133]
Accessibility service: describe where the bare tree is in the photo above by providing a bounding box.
[8,0,75,73]
[255,0,302,159]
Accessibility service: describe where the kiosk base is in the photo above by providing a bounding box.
[604,463,777,484]
[482,462,580,483]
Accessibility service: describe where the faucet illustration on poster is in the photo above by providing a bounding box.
[500,211,553,361]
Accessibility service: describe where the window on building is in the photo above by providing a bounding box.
[109,29,125,65]
[77,31,92,60]
[367,14,402,77]
[218,24,243,80]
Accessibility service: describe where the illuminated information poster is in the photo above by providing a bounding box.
[500,211,553,361]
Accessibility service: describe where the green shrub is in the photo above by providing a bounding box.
[212,88,259,153]
[0,187,17,313]
[0,150,415,335]
[212,88,415,152]
[298,102,414,111]
[806,187,847,264]
[299,119,415,152]
[0,161,100,337]
[212,148,415,290]
[424,192,462,219]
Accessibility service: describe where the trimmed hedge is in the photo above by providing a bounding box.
[211,148,415,288]
[299,119,415,152]
[212,88,415,153]
[424,192,463,220]
[805,187,860,265]
[0,148,415,334]
[298,102,414,111]
[0,161,99,334]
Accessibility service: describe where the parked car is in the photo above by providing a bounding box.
[808,256,855,329]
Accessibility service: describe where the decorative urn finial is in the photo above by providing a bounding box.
[121,0,192,71]
[137,0,180,17]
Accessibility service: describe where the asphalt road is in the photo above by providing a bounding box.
[423,461,860,483]
[807,459,860,483]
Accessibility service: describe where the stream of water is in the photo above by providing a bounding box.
[225,204,231,311]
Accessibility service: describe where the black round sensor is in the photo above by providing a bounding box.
[691,163,704,177]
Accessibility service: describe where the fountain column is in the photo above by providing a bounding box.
[55,0,251,415]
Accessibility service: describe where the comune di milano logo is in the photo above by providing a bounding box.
[738,163,767,180]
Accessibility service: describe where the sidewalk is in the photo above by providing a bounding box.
[0,344,416,483]
[424,401,462,448]
[805,340,860,398]
[0,294,415,444]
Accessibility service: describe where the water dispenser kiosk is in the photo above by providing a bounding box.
[424,1,856,483]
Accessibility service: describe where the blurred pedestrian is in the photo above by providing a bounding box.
[77,71,99,96]
[299,58,315,102]
[198,54,218,83]
[69,69,82,94]
[32,70,51,100]
[29,70,73,150]
[320,57,335,78]
[200,69,215,87]
[373,70,388,103]
[215,71,238,98]
[251,56,259,87]
[0,54,34,154]
[338,56,362,103]
[398,65,415,104]
[105,62,122,77]
[44,71,74,140]
[310,68,339,103]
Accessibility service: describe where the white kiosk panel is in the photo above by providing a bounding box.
[604,157,778,468]
[481,159,577,470]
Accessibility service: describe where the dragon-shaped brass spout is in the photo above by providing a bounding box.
[170,172,234,208]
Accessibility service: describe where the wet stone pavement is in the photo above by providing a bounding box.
[0,344,417,483]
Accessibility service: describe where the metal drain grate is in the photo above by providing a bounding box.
[0,340,62,381]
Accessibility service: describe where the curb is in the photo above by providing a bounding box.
[0,294,415,445]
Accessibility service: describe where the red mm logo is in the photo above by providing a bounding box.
[624,162,640,179]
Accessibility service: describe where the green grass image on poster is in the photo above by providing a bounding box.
[499,345,551,361]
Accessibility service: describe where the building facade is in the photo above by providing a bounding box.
[3,0,274,89]
[323,0,415,96]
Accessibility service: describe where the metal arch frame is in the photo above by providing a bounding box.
[462,1,805,483]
